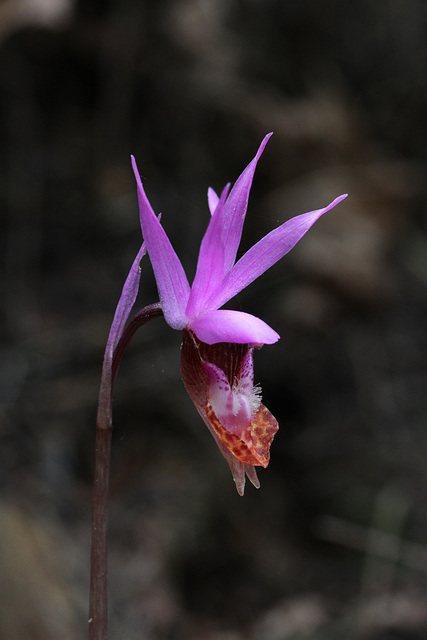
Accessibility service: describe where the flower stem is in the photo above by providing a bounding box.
[89,302,163,640]
[111,303,163,385]
[89,420,111,640]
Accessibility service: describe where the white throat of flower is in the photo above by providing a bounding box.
[203,354,262,437]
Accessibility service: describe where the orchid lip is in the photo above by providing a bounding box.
[180,329,278,495]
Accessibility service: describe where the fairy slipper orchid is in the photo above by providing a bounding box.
[131,134,347,495]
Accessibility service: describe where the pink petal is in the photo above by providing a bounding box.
[98,243,146,428]
[185,184,230,319]
[221,133,272,274]
[108,243,147,353]
[207,187,219,216]
[207,194,348,310]
[131,156,190,329]
[188,309,280,345]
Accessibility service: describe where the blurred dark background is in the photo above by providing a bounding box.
[1,1,427,638]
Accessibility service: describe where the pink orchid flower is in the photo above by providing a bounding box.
[130,134,347,495]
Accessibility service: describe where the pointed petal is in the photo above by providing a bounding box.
[188,309,280,345]
[244,464,260,490]
[131,156,190,329]
[220,453,260,495]
[108,243,146,353]
[207,187,219,216]
[98,243,146,428]
[185,184,230,319]
[221,133,272,274]
[207,194,348,310]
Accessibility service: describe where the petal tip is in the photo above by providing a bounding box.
[235,481,245,496]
